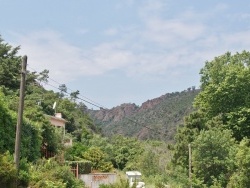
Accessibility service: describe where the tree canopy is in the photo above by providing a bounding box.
[172,51,250,187]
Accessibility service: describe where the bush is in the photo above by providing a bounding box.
[66,160,92,174]
[29,158,85,188]
[0,151,17,187]
[99,178,130,188]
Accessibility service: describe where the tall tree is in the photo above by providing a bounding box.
[0,91,15,153]
[37,69,49,85]
[0,37,21,90]
[70,90,80,102]
[173,111,206,167]
[58,84,67,98]
[172,51,250,186]
[195,51,250,119]
[194,51,250,140]
[228,138,250,187]
[192,127,236,187]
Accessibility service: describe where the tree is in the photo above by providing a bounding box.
[0,37,21,90]
[64,142,88,161]
[173,111,206,168]
[109,135,143,170]
[59,84,67,98]
[70,90,80,102]
[29,158,84,188]
[0,151,17,187]
[37,69,49,85]
[225,108,250,141]
[138,150,159,177]
[192,127,236,187]
[83,147,113,172]
[192,51,250,142]
[228,138,250,187]
[0,90,15,153]
[21,120,42,161]
[195,51,250,119]
[171,51,250,186]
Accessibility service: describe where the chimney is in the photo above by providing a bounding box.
[55,113,62,118]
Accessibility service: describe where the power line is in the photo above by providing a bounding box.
[44,82,102,109]
[44,82,164,136]
[27,65,105,109]
[27,65,165,137]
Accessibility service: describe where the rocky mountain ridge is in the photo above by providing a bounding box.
[90,93,169,122]
[88,89,199,141]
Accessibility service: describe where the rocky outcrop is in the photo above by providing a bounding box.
[89,103,139,122]
[139,95,165,112]
[89,93,173,123]
[88,89,200,141]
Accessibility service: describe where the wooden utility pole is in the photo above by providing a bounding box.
[14,55,27,172]
[188,143,192,188]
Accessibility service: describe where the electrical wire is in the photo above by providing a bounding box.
[42,82,103,109]
[27,65,105,109]
[44,80,165,135]
[27,64,165,137]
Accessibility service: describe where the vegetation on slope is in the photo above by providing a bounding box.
[90,89,199,142]
[0,36,91,187]
[0,36,170,187]
[2,35,250,188]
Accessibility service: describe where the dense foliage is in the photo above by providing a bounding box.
[0,37,93,187]
[172,51,250,187]
[1,36,167,187]
[2,35,250,187]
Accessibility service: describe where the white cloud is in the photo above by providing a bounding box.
[11,0,250,87]
[15,30,136,82]
[16,30,84,81]
[143,18,205,45]
[14,25,250,86]
[90,42,135,70]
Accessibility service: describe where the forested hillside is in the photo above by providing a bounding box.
[2,35,250,188]
[89,89,199,142]
[0,37,172,188]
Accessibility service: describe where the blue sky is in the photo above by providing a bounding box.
[1,0,250,109]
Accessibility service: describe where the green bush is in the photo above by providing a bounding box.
[66,160,92,174]
[29,158,85,188]
[0,151,17,187]
[99,178,130,188]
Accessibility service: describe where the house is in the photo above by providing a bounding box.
[47,113,72,147]
[49,113,67,128]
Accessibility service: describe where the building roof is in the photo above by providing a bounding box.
[126,171,142,176]
[45,113,67,123]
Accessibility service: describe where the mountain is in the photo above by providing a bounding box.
[88,88,199,142]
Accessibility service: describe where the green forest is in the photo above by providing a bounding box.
[90,89,199,142]
[1,36,250,188]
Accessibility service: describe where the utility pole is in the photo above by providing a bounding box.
[188,143,192,188]
[14,55,27,173]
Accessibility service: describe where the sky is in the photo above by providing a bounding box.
[1,0,250,109]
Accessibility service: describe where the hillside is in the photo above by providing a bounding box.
[88,88,199,142]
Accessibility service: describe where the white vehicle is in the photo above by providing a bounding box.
[126,171,145,188]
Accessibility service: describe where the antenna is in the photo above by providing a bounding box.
[53,102,57,114]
